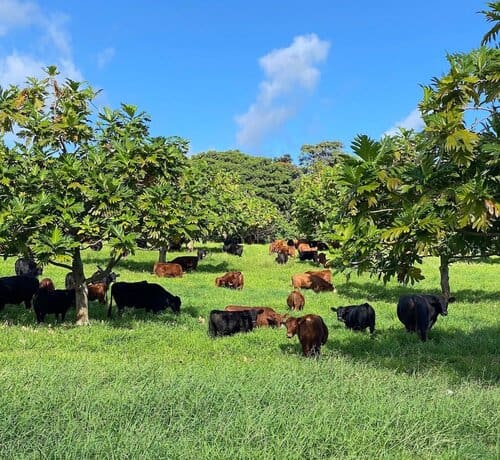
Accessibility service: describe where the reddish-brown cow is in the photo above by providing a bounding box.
[215,271,244,290]
[153,262,183,278]
[291,273,335,293]
[39,278,55,291]
[285,314,329,357]
[287,290,305,311]
[224,305,287,327]
[88,282,108,305]
[305,269,332,284]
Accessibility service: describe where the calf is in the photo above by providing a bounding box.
[208,309,262,337]
[108,281,181,316]
[275,252,288,265]
[169,256,198,271]
[39,278,55,291]
[215,271,244,290]
[153,262,183,278]
[34,288,75,323]
[224,305,287,328]
[331,303,376,334]
[287,291,305,311]
[285,314,329,357]
[0,275,39,310]
[397,294,454,342]
[14,258,42,277]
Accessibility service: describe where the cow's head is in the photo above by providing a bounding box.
[168,295,181,314]
[331,306,347,322]
[285,317,301,338]
[430,295,455,316]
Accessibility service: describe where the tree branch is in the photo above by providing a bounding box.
[48,260,73,271]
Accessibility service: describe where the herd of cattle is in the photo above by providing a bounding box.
[0,240,456,357]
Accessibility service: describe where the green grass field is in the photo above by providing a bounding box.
[0,244,498,459]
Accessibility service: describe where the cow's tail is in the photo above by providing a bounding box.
[416,299,428,342]
[107,291,114,318]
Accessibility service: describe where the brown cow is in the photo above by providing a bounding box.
[88,282,108,305]
[225,306,288,328]
[287,290,305,311]
[153,262,183,278]
[285,314,329,357]
[291,273,336,293]
[39,278,55,290]
[215,271,244,290]
[305,269,332,284]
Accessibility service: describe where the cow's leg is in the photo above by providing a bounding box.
[24,298,32,309]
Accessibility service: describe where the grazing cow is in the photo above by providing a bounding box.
[39,278,55,291]
[223,243,243,257]
[224,305,288,328]
[0,275,39,310]
[331,303,376,334]
[208,309,262,337]
[215,271,244,290]
[275,252,288,265]
[287,291,305,311]
[169,256,198,271]
[298,250,319,262]
[317,253,328,267]
[108,281,181,317]
[14,258,42,277]
[197,249,208,260]
[33,288,75,323]
[310,241,329,251]
[397,294,455,342]
[291,273,335,293]
[153,262,183,278]
[285,314,329,357]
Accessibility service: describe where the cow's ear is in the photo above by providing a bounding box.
[331,307,337,312]
[447,296,456,304]
[256,309,264,315]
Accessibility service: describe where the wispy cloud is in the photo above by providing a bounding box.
[384,108,424,136]
[236,33,330,149]
[97,47,115,69]
[0,0,82,87]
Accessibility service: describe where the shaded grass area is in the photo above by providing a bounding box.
[0,244,498,458]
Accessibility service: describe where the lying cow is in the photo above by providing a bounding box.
[14,258,42,277]
[153,262,183,278]
[285,314,329,357]
[108,281,181,316]
[34,288,75,323]
[397,294,455,342]
[169,256,198,271]
[291,273,335,293]
[331,303,376,334]
[224,305,287,328]
[208,309,262,337]
[0,275,39,310]
[287,291,305,311]
[223,243,243,257]
[215,271,244,290]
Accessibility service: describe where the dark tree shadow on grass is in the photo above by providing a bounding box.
[196,262,230,274]
[338,281,500,304]
[323,325,500,384]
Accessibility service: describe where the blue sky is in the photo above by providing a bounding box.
[0,0,490,159]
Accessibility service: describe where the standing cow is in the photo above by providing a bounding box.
[0,275,39,310]
[331,303,376,334]
[287,291,305,311]
[397,294,455,342]
[285,314,329,357]
[14,258,42,277]
[34,288,76,323]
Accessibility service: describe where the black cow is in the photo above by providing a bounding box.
[208,309,262,337]
[33,288,75,323]
[276,252,288,265]
[108,281,181,317]
[14,258,42,277]
[0,275,40,310]
[197,249,208,260]
[298,250,318,262]
[223,243,243,257]
[331,303,376,334]
[65,270,119,290]
[397,294,455,342]
[169,256,198,271]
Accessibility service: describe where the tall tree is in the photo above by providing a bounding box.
[0,67,189,324]
[298,140,346,170]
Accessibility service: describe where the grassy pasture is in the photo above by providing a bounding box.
[0,244,498,459]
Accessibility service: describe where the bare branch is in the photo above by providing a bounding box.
[48,260,73,271]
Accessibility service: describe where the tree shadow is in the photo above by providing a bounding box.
[112,260,154,274]
[337,281,500,304]
[324,325,499,384]
[196,262,230,274]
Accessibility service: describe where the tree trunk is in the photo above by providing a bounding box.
[439,255,451,299]
[73,248,89,326]
[158,247,168,263]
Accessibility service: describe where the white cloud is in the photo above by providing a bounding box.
[97,47,115,69]
[236,33,330,149]
[0,0,82,88]
[384,108,424,136]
